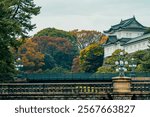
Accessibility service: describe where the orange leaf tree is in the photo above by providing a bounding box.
[71,30,102,50]
[79,43,104,73]
[18,39,45,73]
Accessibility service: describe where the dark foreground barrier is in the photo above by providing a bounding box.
[18,72,150,82]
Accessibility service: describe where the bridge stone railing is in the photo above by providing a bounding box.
[131,83,150,92]
[0,82,113,99]
[0,77,150,99]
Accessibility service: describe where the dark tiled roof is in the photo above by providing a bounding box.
[119,38,131,45]
[103,33,150,46]
[104,17,147,33]
[104,35,117,45]
[104,36,131,46]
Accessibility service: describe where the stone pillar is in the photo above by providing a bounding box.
[112,77,132,100]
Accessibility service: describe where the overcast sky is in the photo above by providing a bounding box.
[30,0,150,35]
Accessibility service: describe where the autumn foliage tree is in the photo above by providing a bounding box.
[99,35,108,44]
[71,30,102,50]
[32,36,76,71]
[79,43,104,73]
[18,39,45,73]
[34,28,78,51]
[71,56,81,73]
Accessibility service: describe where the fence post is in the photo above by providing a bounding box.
[112,77,133,100]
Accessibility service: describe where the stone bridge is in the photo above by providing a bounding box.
[0,77,150,100]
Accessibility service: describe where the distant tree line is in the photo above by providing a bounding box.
[16,28,106,74]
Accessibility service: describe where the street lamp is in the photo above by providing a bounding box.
[115,52,128,77]
[15,57,23,71]
[14,57,24,79]
[129,58,137,77]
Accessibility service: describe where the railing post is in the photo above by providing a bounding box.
[112,77,132,100]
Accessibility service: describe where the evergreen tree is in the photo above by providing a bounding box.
[0,0,40,82]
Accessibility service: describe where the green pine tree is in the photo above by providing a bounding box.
[0,0,41,82]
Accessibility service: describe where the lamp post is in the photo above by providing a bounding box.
[112,52,132,99]
[15,57,23,71]
[129,58,137,77]
[115,52,128,77]
[15,57,24,79]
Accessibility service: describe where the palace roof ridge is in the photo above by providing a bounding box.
[104,17,147,33]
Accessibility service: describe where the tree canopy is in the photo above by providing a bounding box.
[32,36,76,70]
[70,30,103,50]
[79,43,104,73]
[17,36,77,73]
[97,48,150,73]
[97,49,128,73]
[34,28,77,46]
[131,49,150,72]
[0,0,41,81]
[18,39,45,73]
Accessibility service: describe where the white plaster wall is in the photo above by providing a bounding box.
[104,45,115,57]
[124,40,149,53]
[104,43,123,57]
[111,31,144,39]
[104,31,149,58]
[104,39,149,58]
